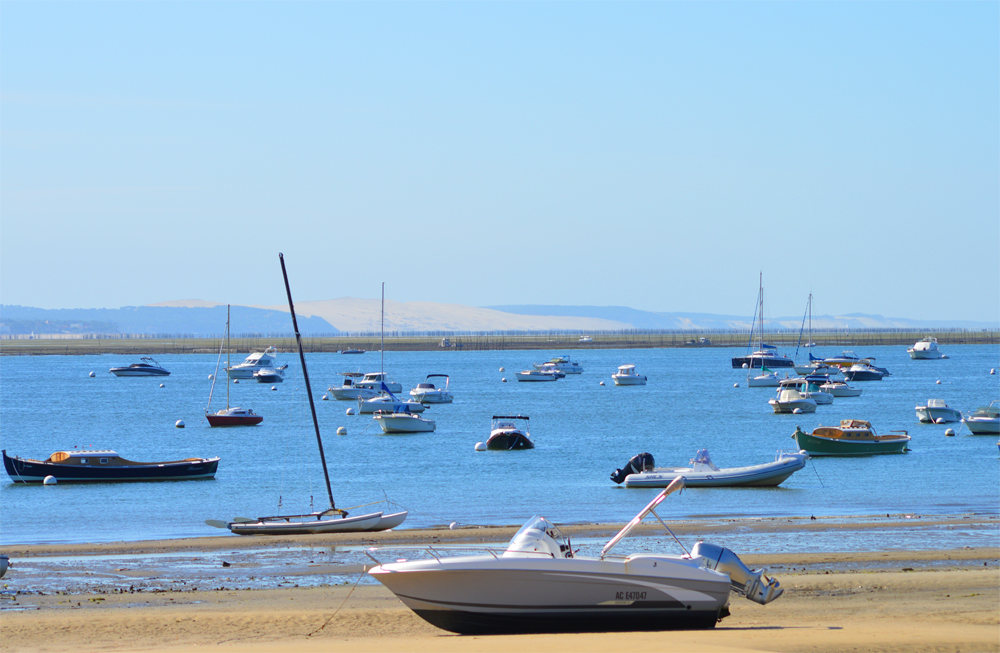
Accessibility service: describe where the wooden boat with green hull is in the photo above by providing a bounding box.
[792,420,910,456]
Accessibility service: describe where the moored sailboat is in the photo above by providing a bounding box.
[206,306,263,427]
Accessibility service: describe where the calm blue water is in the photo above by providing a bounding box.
[1,345,998,545]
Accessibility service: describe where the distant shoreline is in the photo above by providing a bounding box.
[1,329,997,355]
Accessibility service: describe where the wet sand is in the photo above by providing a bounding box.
[2,521,998,653]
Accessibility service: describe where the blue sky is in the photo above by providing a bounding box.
[2,2,997,322]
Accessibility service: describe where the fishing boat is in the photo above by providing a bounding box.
[610,449,808,488]
[768,386,817,413]
[225,346,280,379]
[612,364,647,385]
[206,254,406,535]
[915,398,962,423]
[791,420,910,455]
[366,479,783,634]
[731,275,794,369]
[486,415,533,450]
[109,357,170,377]
[206,306,263,427]
[373,408,437,433]
[962,401,1000,435]
[908,337,944,360]
[3,449,219,483]
[410,374,454,403]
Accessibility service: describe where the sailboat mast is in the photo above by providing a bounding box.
[226,304,230,410]
[381,282,385,379]
[278,253,336,511]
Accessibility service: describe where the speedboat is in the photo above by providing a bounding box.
[373,409,436,433]
[514,370,558,382]
[3,449,220,483]
[486,415,533,450]
[843,361,884,381]
[253,365,286,383]
[908,337,944,359]
[357,372,402,394]
[533,356,584,374]
[340,349,365,354]
[768,387,817,414]
[226,346,279,379]
[798,376,834,404]
[747,369,780,387]
[612,364,647,386]
[915,398,962,423]
[611,449,808,488]
[409,374,454,403]
[328,373,380,400]
[819,379,862,397]
[792,420,910,455]
[206,406,264,426]
[963,401,1000,435]
[109,357,170,377]
[367,480,783,634]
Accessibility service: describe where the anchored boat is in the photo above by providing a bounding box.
[3,449,219,483]
[792,420,910,456]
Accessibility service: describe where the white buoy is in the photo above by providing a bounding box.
[43,475,57,485]
[945,428,955,437]
[88,371,95,378]
[449,522,458,530]
[991,369,996,375]
[346,407,356,416]
[208,374,214,380]
[159,383,165,388]
[175,420,185,428]
[336,426,347,435]
[501,378,507,383]
[935,380,941,385]
[935,417,946,424]
[271,386,277,391]
[499,367,505,373]
[475,442,486,451]
[233,379,239,384]
[941,355,949,359]
[322,394,329,401]
[733,383,739,388]
[599,381,605,386]
[742,363,749,369]
[792,408,803,414]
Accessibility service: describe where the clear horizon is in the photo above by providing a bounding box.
[2,3,997,322]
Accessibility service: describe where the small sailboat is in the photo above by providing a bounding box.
[731,274,793,369]
[206,306,263,427]
[207,255,406,534]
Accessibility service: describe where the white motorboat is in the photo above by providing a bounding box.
[797,376,834,404]
[367,480,783,634]
[374,409,436,433]
[908,337,944,360]
[612,364,647,386]
[819,379,862,397]
[747,369,780,387]
[357,372,402,394]
[328,373,380,401]
[514,370,558,382]
[915,398,962,423]
[486,415,533,450]
[226,346,279,379]
[793,363,841,376]
[533,363,566,378]
[358,393,427,414]
[611,449,809,488]
[578,335,593,343]
[533,356,584,374]
[963,401,1000,435]
[769,387,817,414]
[253,365,286,383]
[410,374,454,403]
[109,357,170,377]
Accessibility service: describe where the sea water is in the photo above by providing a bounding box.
[1,345,997,545]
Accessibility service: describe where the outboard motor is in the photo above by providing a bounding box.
[691,542,783,604]
[610,452,655,485]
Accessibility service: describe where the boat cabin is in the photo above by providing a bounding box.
[503,516,573,559]
[45,450,122,465]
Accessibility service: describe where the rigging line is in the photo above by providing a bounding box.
[306,568,367,637]
[809,457,825,488]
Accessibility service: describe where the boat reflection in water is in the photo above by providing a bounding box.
[367,478,782,634]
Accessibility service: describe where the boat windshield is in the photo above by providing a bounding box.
[504,516,572,559]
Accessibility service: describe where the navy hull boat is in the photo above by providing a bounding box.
[3,449,219,483]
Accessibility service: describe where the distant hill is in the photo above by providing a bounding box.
[0,305,337,336]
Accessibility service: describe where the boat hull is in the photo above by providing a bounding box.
[623,455,808,488]
[843,370,883,381]
[915,407,962,423]
[229,511,384,535]
[613,376,647,386]
[792,431,908,456]
[963,418,1000,435]
[329,387,379,400]
[374,415,436,433]
[410,391,453,404]
[358,399,426,414]
[369,556,730,635]
[515,372,557,382]
[486,432,534,450]
[206,413,263,426]
[769,399,816,413]
[109,368,170,377]
[3,451,219,483]
[731,356,794,369]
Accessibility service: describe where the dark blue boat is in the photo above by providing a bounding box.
[3,449,219,483]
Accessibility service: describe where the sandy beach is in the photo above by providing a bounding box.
[2,518,998,653]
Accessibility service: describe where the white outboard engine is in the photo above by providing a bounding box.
[610,452,655,484]
[691,542,783,605]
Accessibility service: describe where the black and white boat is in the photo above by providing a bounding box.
[486,415,533,450]
[3,449,219,483]
[367,479,782,634]
[109,357,170,376]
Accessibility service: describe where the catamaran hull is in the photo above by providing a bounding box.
[229,511,384,535]
[370,559,730,635]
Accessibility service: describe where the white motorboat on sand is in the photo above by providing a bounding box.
[611,449,809,488]
[367,479,783,634]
